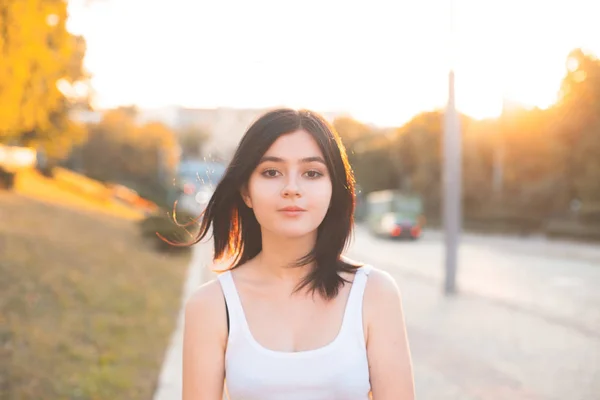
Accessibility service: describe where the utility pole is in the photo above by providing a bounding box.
[493,98,507,202]
[443,70,462,296]
[443,0,462,296]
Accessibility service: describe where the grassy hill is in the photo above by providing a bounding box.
[0,169,191,399]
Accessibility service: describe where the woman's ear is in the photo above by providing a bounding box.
[240,185,252,208]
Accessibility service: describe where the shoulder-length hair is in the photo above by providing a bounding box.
[183,108,360,299]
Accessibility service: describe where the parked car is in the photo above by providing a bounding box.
[169,159,227,216]
[366,190,425,240]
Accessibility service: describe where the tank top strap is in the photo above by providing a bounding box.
[217,270,244,335]
[348,265,373,303]
[340,265,373,343]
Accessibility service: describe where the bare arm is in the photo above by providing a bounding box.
[182,280,227,400]
[365,269,415,400]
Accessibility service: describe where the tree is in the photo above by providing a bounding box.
[178,127,210,160]
[555,49,600,204]
[0,0,89,158]
[332,116,372,160]
[79,108,180,203]
[461,117,496,211]
[352,135,399,194]
[332,116,398,193]
[392,111,445,213]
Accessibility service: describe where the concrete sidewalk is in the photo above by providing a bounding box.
[152,239,215,400]
[385,269,600,400]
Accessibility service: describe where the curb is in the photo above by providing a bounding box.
[153,240,214,400]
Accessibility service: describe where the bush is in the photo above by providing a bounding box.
[545,218,600,241]
[139,210,200,251]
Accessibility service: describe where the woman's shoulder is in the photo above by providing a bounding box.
[182,277,229,356]
[365,267,399,292]
[342,256,398,290]
[344,259,400,302]
[184,277,227,327]
[362,266,403,313]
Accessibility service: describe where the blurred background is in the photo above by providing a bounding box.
[1,0,599,399]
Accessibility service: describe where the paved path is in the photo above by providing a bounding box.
[366,261,600,400]
[152,239,214,400]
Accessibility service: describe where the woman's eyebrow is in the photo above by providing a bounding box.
[258,156,326,165]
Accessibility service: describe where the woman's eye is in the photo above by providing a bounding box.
[262,169,280,178]
[305,170,323,179]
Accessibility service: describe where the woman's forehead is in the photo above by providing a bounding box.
[262,130,324,159]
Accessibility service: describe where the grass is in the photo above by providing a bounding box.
[0,169,191,399]
[14,168,145,221]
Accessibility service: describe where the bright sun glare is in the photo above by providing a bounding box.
[67,0,600,126]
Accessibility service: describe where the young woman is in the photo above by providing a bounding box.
[182,108,414,399]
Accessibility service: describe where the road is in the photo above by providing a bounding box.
[348,225,600,337]
[346,225,600,400]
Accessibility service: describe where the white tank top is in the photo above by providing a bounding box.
[217,265,373,400]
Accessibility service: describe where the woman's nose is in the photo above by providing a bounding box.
[281,176,301,198]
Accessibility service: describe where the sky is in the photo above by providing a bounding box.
[67,0,600,127]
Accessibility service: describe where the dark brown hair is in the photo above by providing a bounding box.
[185,108,361,299]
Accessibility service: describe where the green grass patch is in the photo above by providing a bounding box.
[0,192,191,399]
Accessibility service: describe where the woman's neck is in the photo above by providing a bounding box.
[254,230,316,283]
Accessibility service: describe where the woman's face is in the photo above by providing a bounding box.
[242,129,333,239]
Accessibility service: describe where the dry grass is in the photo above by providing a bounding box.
[14,169,144,221]
[0,170,191,399]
